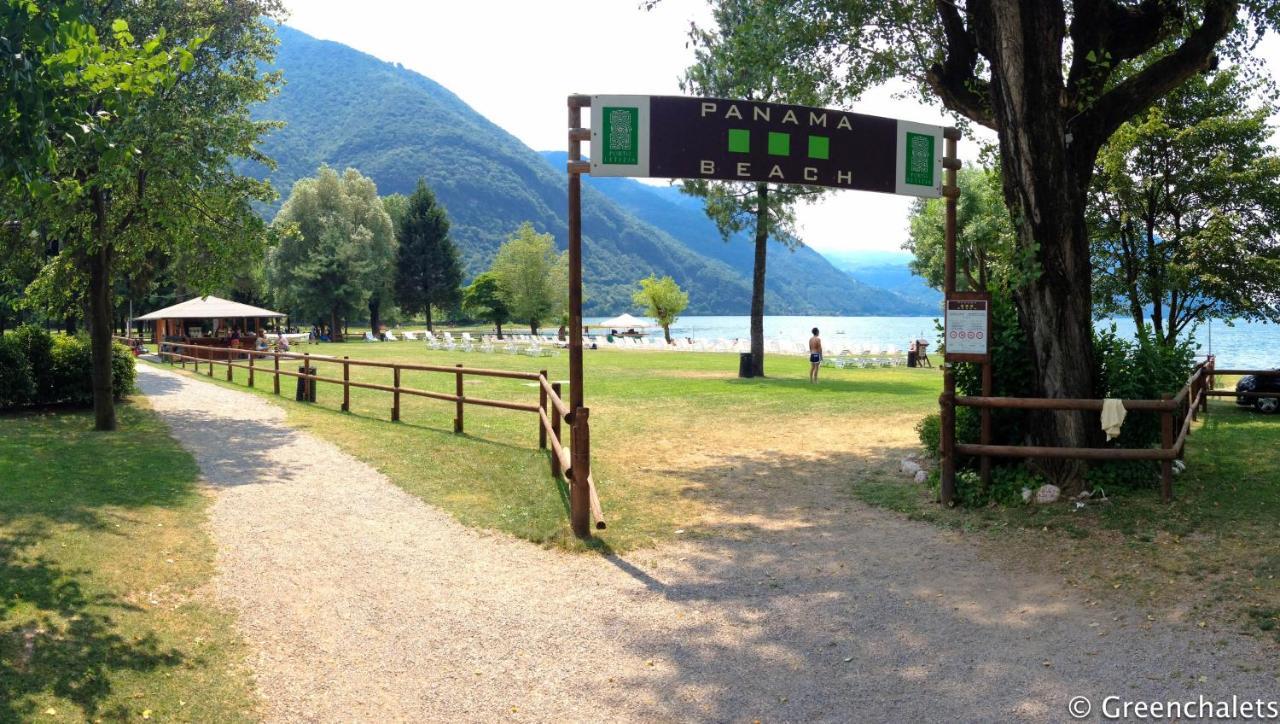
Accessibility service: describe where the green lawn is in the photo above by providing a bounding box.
[0,403,257,722]
[152,341,941,551]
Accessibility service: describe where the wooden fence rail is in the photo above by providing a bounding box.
[156,340,605,531]
[945,359,1213,502]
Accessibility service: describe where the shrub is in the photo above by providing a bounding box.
[47,335,135,406]
[10,325,55,401]
[0,335,35,409]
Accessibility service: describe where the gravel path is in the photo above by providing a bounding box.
[138,364,1276,722]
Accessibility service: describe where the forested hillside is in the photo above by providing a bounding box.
[245,25,929,315]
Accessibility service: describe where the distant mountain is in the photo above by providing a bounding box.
[245,25,931,315]
[822,250,943,312]
[538,152,935,316]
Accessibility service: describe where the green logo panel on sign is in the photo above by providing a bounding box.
[602,106,639,165]
[904,132,934,186]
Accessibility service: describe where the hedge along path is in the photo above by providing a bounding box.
[135,363,1277,722]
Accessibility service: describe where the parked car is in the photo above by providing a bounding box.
[1235,371,1280,413]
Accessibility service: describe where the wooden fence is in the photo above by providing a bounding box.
[153,339,606,530]
[943,359,1215,502]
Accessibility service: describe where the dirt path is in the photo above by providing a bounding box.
[137,364,1275,722]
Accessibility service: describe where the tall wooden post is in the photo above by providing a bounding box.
[454,363,464,433]
[273,350,280,395]
[248,351,255,388]
[940,127,961,506]
[566,94,592,538]
[392,366,401,422]
[538,369,548,450]
[342,357,350,412]
[551,382,563,478]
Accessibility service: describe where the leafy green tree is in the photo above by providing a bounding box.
[1090,68,1280,345]
[393,179,461,332]
[491,222,567,334]
[268,166,395,339]
[725,0,1276,476]
[3,0,282,431]
[632,275,689,344]
[463,271,511,339]
[906,167,1018,293]
[680,0,825,377]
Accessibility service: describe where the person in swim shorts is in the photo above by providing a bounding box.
[809,327,822,383]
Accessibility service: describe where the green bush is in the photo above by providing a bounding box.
[0,336,35,409]
[46,335,135,406]
[10,325,55,400]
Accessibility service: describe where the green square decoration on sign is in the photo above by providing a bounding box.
[904,131,934,187]
[602,106,639,165]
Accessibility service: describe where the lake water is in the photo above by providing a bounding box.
[584,314,1280,369]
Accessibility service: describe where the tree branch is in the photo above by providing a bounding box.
[924,0,997,129]
[1075,0,1237,151]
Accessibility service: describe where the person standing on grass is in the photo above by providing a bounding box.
[809,327,823,383]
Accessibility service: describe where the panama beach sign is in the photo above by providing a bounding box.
[589,95,944,198]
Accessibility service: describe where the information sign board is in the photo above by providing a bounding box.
[944,294,991,362]
[589,94,944,198]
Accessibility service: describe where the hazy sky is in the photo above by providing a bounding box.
[279,0,1277,254]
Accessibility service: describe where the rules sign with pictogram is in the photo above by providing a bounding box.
[944,294,991,362]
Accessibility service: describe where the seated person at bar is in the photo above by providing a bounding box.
[229,328,242,348]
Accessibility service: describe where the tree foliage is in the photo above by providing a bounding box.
[632,275,689,344]
[905,167,1018,293]
[463,271,510,338]
[268,166,395,337]
[681,0,826,376]
[1090,67,1280,344]
[2,0,283,430]
[730,0,1279,476]
[393,179,461,331]
[490,222,567,334]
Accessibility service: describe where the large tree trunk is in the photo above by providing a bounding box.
[88,188,116,431]
[663,323,672,345]
[425,306,433,333]
[976,1,1098,488]
[330,306,340,343]
[748,182,768,377]
[495,321,503,340]
[369,297,381,336]
[64,315,77,335]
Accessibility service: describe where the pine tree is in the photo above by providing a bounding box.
[394,179,462,331]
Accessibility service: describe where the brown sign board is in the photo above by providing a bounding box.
[588,95,945,198]
[944,292,991,362]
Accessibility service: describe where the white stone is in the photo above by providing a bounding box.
[900,459,922,476]
[914,469,927,484]
[1034,484,1061,505]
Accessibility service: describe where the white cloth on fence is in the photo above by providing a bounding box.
[1101,398,1127,441]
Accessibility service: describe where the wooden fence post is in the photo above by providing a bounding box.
[570,407,591,538]
[392,366,401,422]
[342,357,350,412]
[979,361,992,491]
[939,376,956,505]
[303,352,311,401]
[1161,394,1174,503]
[248,351,255,388]
[454,363,464,433]
[273,350,280,395]
[226,349,233,382]
[551,382,563,478]
[539,369,548,449]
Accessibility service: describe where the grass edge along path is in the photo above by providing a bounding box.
[0,400,259,723]
[851,398,1280,648]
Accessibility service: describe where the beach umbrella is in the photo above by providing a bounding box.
[598,313,654,329]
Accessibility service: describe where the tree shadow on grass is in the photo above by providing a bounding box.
[0,531,183,721]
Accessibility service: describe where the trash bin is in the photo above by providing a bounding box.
[738,352,754,378]
[295,366,317,402]
[907,350,918,368]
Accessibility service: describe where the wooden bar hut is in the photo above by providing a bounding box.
[135,295,285,360]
